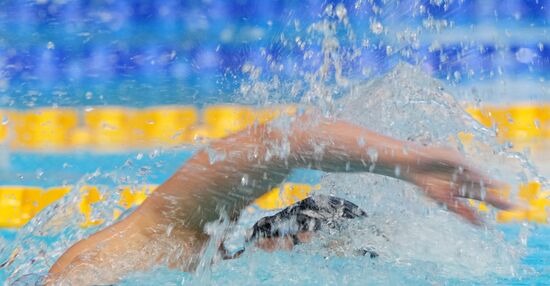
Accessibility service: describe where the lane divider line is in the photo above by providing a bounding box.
[1,104,548,150]
[0,182,547,228]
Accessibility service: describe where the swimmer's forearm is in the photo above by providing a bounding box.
[142,115,421,229]
[288,116,420,177]
[47,206,206,284]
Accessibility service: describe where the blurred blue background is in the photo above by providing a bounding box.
[0,0,548,108]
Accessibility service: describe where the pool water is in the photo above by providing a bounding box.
[1,0,550,285]
[1,65,549,285]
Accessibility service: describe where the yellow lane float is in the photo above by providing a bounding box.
[8,108,78,150]
[0,105,299,150]
[0,104,549,228]
[0,104,547,150]
[134,106,198,146]
[0,182,548,228]
[0,110,7,143]
[84,107,137,149]
[497,182,550,224]
[466,104,549,143]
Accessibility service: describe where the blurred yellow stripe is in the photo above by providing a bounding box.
[0,183,316,228]
[0,181,547,228]
[1,104,548,150]
[467,104,550,142]
[8,108,78,150]
[1,105,299,150]
[1,104,549,228]
[0,186,56,228]
[0,109,7,142]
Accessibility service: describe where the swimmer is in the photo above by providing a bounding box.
[47,113,514,284]
[220,195,373,260]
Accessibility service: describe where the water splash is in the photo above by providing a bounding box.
[116,64,535,285]
[1,0,545,284]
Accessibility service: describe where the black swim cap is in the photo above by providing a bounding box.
[247,195,367,242]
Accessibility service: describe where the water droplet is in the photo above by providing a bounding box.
[370,21,383,35]
[386,45,393,55]
[357,137,365,147]
[99,122,115,131]
[136,153,143,160]
[453,71,462,81]
[367,148,378,163]
[1,115,8,125]
[138,166,151,176]
[47,41,55,49]
[149,149,160,159]
[515,48,537,64]
[324,4,334,16]
[36,169,44,179]
[394,165,401,177]
[241,174,249,186]
[335,3,347,22]
[419,4,426,14]
[207,148,226,164]
[534,119,541,129]
[85,91,93,100]
[123,159,133,167]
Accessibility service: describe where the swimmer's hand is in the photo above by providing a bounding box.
[286,115,514,225]
[402,147,513,225]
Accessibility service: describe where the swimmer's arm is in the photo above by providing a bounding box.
[49,114,511,283]
[141,115,417,227]
[48,115,417,282]
[143,114,510,229]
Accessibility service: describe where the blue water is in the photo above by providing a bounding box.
[0,150,549,284]
[499,226,550,285]
[0,150,323,188]
[1,0,550,108]
[1,224,548,284]
[1,0,550,284]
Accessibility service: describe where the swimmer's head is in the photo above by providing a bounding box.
[221,195,367,258]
